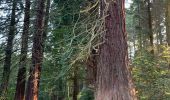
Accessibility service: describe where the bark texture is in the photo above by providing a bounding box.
[14,0,30,99]
[166,0,170,46]
[95,0,137,100]
[25,0,46,99]
[86,49,97,86]
[0,0,16,97]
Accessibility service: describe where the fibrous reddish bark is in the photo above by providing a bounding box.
[95,0,137,100]
[25,0,46,99]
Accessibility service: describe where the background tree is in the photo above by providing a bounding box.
[166,0,170,46]
[0,0,17,97]
[14,0,30,99]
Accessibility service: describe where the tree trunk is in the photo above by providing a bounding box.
[0,0,16,97]
[14,0,30,99]
[25,0,46,99]
[166,0,170,46]
[43,0,50,46]
[86,49,97,86]
[73,67,79,100]
[147,0,154,53]
[95,0,137,100]
[137,2,142,51]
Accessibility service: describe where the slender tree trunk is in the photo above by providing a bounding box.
[25,0,46,99]
[166,0,170,46]
[0,0,16,97]
[147,0,154,53]
[14,0,30,99]
[95,0,137,100]
[73,67,78,100]
[43,0,50,46]
[136,2,142,52]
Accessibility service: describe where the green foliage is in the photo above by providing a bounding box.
[132,47,170,100]
[78,88,94,100]
[39,0,100,99]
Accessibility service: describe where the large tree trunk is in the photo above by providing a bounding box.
[25,0,46,99]
[95,0,137,100]
[166,0,170,46]
[14,0,30,99]
[0,0,16,97]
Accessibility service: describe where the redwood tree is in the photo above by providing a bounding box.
[25,0,46,99]
[14,0,30,99]
[95,0,136,100]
